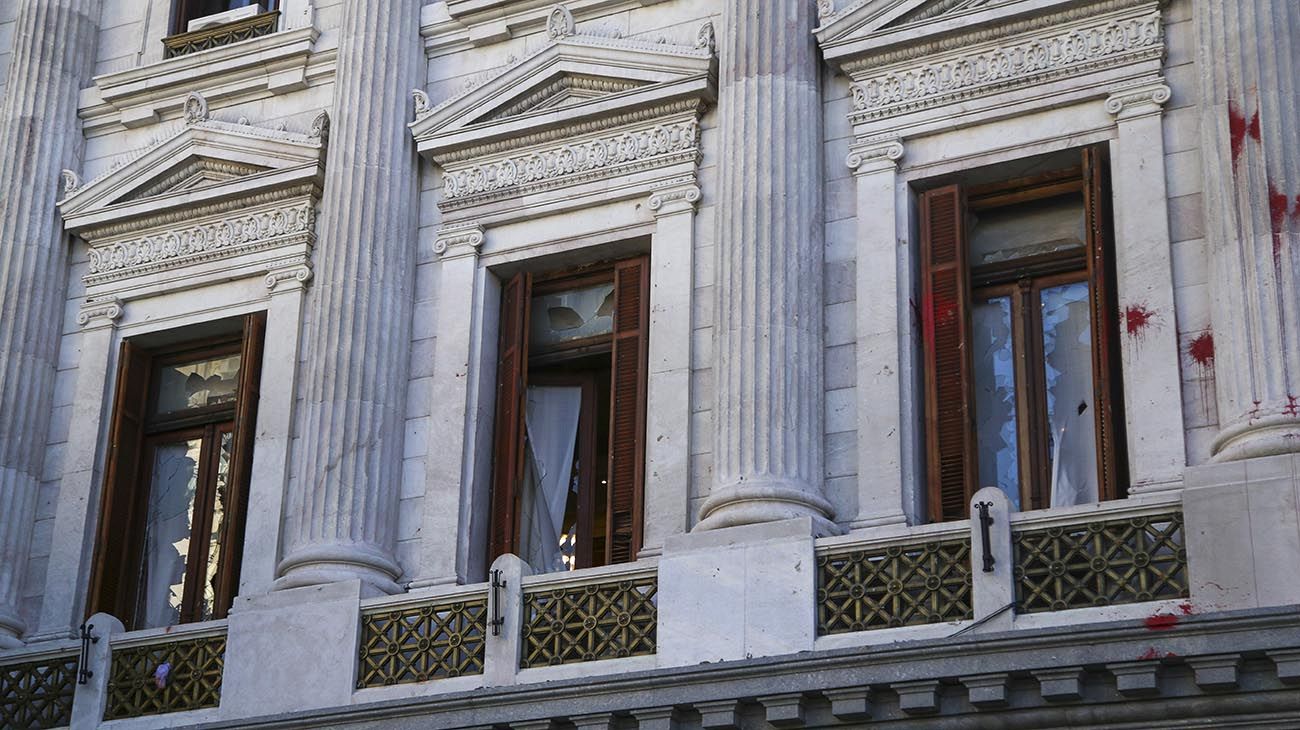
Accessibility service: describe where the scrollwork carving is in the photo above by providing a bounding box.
[60,170,82,197]
[433,224,486,256]
[183,91,209,125]
[412,89,434,120]
[76,297,124,327]
[441,119,700,201]
[696,21,716,53]
[547,4,576,40]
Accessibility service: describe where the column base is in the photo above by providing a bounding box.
[274,542,403,596]
[695,479,841,535]
[1212,414,1300,463]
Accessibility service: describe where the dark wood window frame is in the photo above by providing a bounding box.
[919,146,1127,522]
[488,256,649,571]
[87,313,264,630]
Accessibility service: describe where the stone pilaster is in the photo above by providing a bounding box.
[698,0,835,533]
[1196,0,1300,460]
[0,0,100,648]
[275,0,422,594]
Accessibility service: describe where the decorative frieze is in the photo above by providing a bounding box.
[85,201,315,284]
[441,118,699,204]
[850,10,1162,121]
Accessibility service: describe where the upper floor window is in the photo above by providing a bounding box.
[88,313,265,630]
[919,146,1127,523]
[165,0,280,57]
[489,257,649,574]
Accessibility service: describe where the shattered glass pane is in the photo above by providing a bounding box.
[1041,281,1099,507]
[972,296,1020,508]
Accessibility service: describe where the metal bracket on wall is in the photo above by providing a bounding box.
[490,569,507,636]
[77,622,99,685]
[975,501,995,573]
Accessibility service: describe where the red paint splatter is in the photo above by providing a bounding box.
[1125,304,1158,338]
[1284,395,1299,417]
[1269,181,1291,266]
[1178,602,1193,616]
[1137,647,1179,660]
[1188,331,1215,369]
[1144,613,1179,630]
[1228,100,1261,163]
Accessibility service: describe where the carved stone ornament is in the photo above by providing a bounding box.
[547,4,576,40]
[60,169,82,197]
[59,115,326,299]
[76,297,124,327]
[409,20,715,217]
[412,89,434,120]
[647,181,702,213]
[265,259,315,291]
[1104,80,1172,117]
[696,21,716,52]
[845,138,905,171]
[817,0,836,24]
[433,223,486,256]
[183,91,210,125]
[309,110,331,141]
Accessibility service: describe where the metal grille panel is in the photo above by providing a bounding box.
[357,598,487,688]
[1014,512,1188,613]
[818,539,974,635]
[104,633,225,720]
[163,12,281,58]
[521,577,657,668]
[0,654,76,729]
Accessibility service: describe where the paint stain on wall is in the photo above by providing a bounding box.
[1228,100,1261,163]
[1144,613,1179,630]
[1188,331,1215,369]
[1125,304,1158,338]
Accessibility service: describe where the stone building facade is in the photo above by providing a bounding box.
[2,0,1300,727]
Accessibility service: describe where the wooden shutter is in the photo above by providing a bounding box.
[488,272,531,562]
[87,340,152,622]
[920,185,978,523]
[209,311,266,619]
[1082,146,1127,501]
[605,257,649,564]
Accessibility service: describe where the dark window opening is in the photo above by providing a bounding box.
[88,313,265,630]
[489,258,648,574]
[171,0,279,35]
[919,146,1127,522]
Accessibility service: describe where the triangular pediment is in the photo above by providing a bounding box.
[410,24,716,159]
[816,0,1079,60]
[61,109,327,233]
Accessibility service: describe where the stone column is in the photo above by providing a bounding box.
[275,0,422,594]
[698,0,836,533]
[1196,0,1300,460]
[847,139,913,528]
[0,0,101,648]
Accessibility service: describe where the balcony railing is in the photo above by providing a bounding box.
[818,536,973,635]
[1013,511,1189,613]
[104,625,226,720]
[357,594,488,689]
[162,11,281,59]
[520,574,657,668]
[0,651,77,729]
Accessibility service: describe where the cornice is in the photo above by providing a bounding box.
[846,5,1163,123]
[421,0,675,56]
[80,21,322,134]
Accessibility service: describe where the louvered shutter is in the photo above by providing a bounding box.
[1082,146,1127,501]
[87,340,152,622]
[488,272,531,563]
[920,185,978,523]
[605,257,649,564]
[210,311,266,618]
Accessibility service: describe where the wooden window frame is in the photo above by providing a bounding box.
[87,313,264,630]
[920,146,1127,523]
[487,256,649,571]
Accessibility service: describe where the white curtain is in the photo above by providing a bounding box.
[517,386,583,574]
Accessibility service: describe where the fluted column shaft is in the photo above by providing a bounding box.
[275,0,422,593]
[0,0,100,647]
[1196,0,1300,461]
[699,0,835,532]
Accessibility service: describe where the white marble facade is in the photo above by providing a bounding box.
[2,0,1300,725]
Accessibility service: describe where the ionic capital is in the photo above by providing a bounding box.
[846,138,905,175]
[1105,80,1172,121]
[434,222,485,259]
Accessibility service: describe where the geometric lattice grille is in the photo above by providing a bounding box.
[0,654,76,730]
[520,577,657,668]
[357,599,487,688]
[163,12,281,58]
[817,539,974,636]
[104,634,225,720]
[1014,512,1189,613]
